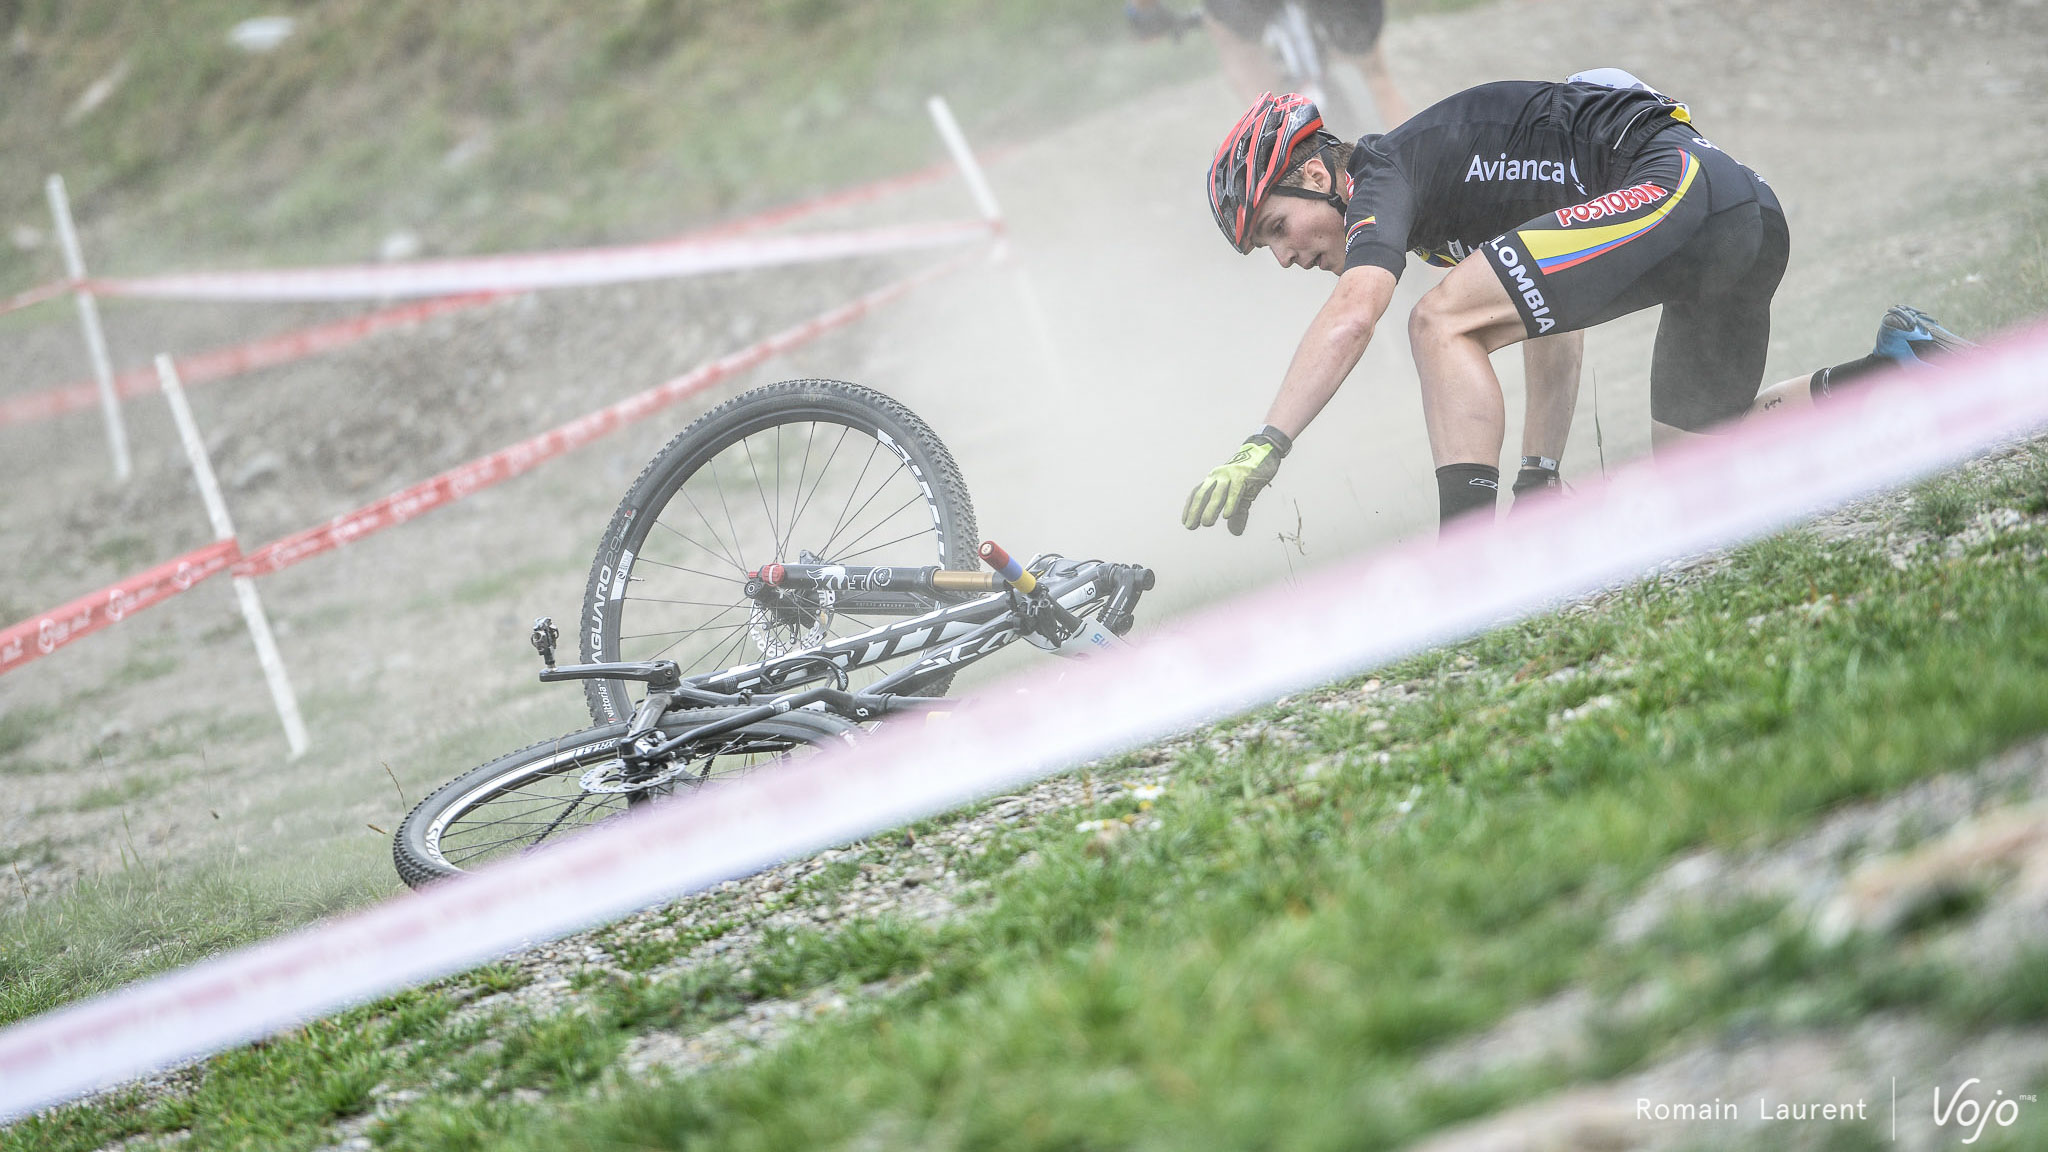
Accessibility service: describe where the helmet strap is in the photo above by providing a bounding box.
[1268,142,1348,215]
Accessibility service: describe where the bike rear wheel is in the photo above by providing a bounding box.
[392,707,857,887]
[581,379,978,724]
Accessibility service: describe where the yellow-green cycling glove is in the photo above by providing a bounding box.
[1182,427,1291,535]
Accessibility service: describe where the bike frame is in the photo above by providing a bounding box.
[537,556,1152,772]
[697,558,1137,697]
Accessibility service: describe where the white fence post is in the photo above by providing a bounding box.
[925,95,1069,394]
[46,174,132,483]
[155,354,309,759]
[925,95,1003,226]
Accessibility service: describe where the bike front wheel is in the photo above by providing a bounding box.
[581,379,978,724]
[392,706,857,888]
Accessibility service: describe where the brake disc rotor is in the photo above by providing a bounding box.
[749,585,832,659]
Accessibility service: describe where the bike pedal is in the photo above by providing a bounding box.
[530,616,559,668]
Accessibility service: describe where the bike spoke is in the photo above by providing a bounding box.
[829,498,938,563]
[698,622,759,674]
[648,620,753,664]
[677,482,749,574]
[818,459,917,559]
[623,595,761,610]
[741,435,781,561]
[785,424,855,555]
[648,515,743,577]
[819,439,887,555]
[710,456,751,576]
[627,555,741,584]
[618,602,749,643]
[777,422,824,561]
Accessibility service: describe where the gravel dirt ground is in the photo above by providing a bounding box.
[1,0,2045,1043]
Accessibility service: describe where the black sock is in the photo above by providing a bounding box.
[1810,354,1891,402]
[1435,463,1499,529]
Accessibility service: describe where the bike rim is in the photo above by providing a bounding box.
[612,414,952,683]
[421,727,826,873]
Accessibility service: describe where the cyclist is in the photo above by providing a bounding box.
[1183,80,1971,536]
[1128,0,1411,127]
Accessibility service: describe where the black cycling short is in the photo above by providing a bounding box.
[1480,126,1789,431]
[1204,0,1386,53]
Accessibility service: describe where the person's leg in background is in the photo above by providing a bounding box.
[1201,0,1283,99]
[1321,0,1411,126]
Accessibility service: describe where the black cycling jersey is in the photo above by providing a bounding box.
[1335,79,1787,432]
[1340,79,1704,278]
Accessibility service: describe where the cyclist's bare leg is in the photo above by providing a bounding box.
[1520,330,1583,464]
[1749,373,1819,417]
[1408,256,1527,467]
[1205,14,1280,100]
[1339,42,1411,127]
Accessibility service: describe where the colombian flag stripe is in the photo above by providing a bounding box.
[1522,151,1697,274]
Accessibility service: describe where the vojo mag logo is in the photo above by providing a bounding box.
[1933,1078,2033,1144]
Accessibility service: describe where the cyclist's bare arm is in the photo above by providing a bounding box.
[1263,264,1398,439]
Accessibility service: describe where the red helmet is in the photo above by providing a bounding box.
[1208,92,1344,254]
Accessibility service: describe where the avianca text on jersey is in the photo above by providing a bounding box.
[1464,154,1569,184]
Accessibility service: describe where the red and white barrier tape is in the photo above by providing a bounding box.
[0,278,74,318]
[695,144,1020,240]
[0,293,500,428]
[3,322,2044,1120]
[0,539,239,676]
[697,161,952,239]
[0,155,998,428]
[84,220,993,303]
[228,250,979,579]
[0,252,980,680]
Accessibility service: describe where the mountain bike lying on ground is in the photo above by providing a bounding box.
[393,379,1156,887]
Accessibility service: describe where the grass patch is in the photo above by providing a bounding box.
[109,651,180,688]
[1908,474,1976,536]
[2,988,467,1152]
[2,1,1212,281]
[0,837,61,872]
[71,771,175,813]
[466,963,532,997]
[0,705,56,762]
[442,554,583,608]
[86,535,152,571]
[0,847,392,1030]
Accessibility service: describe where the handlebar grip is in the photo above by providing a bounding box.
[977,540,1037,594]
[932,570,1003,592]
